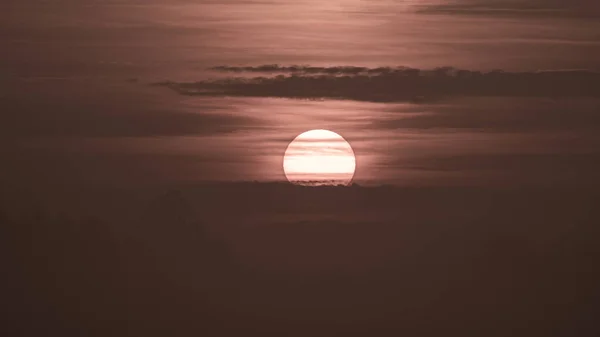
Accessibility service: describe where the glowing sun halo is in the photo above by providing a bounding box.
[283,129,356,186]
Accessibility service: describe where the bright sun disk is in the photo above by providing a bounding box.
[283,129,356,186]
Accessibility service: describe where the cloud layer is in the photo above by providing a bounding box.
[0,82,257,139]
[157,65,600,103]
[415,0,600,18]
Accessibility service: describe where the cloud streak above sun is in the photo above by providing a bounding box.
[156,65,600,103]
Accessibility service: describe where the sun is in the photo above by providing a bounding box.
[283,129,356,186]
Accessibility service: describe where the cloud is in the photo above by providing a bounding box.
[0,83,258,138]
[403,152,600,174]
[414,0,600,18]
[371,97,600,132]
[209,65,394,75]
[157,65,600,103]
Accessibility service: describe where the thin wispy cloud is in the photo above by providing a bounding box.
[0,86,258,139]
[371,97,600,132]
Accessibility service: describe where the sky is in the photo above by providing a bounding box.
[2,1,600,336]
[2,0,600,188]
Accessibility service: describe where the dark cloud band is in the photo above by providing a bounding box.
[158,65,600,103]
